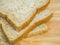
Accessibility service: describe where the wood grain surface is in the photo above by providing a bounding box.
[15,0,60,45]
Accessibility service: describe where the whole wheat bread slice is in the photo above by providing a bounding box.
[0,9,53,44]
[0,0,50,31]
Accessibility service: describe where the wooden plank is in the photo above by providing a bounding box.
[50,0,60,3]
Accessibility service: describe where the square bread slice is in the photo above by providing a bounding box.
[0,0,50,31]
[0,9,53,44]
[0,24,48,45]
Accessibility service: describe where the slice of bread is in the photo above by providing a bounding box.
[0,24,48,45]
[27,24,48,37]
[0,0,50,31]
[0,9,53,44]
[0,28,12,45]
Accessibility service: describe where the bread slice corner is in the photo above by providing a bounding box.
[0,0,50,31]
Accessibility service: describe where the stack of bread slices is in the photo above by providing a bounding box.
[0,0,53,45]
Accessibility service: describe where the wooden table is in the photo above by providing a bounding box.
[15,0,60,45]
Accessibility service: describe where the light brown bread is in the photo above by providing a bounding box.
[0,24,48,45]
[0,0,50,31]
[0,9,53,44]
